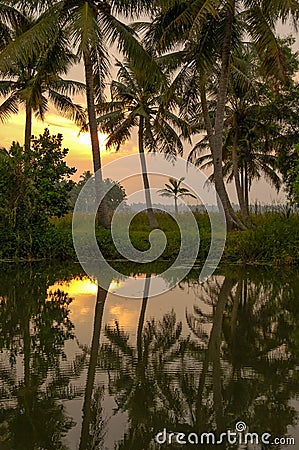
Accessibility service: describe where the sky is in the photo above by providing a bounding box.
[0,21,298,205]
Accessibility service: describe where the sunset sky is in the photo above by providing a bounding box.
[0,23,297,204]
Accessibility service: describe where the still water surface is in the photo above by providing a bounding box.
[0,263,299,449]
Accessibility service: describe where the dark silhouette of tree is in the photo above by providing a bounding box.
[0,263,87,449]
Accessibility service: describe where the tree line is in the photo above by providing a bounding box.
[1,0,299,231]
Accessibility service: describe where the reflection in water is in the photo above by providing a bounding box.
[79,283,111,450]
[0,264,299,449]
[0,264,86,449]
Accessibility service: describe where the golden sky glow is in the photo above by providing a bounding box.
[0,108,138,180]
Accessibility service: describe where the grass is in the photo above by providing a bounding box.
[1,211,299,265]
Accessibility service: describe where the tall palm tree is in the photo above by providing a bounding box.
[190,139,281,221]
[0,0,159,227]
[158,177,196,213]
[148,0,298,229]
[188,45,282,224]
[96,59,189,228]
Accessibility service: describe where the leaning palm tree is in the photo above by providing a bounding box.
[158,177,196,214]
[190,138,281,221]
[188,43,282,223]
[96,59,189,228]
[148,0,298,230]
[0,9,86,149]
[188,44,282,224]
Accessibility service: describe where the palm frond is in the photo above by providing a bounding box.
[100,13,166,86]
[0,4,62,73]
[0,93,19,122]
[69,2,101,56]
[105,113,138,151]
[48,89,86,127]
[0,80,18,96]
[50,79,86,96]
[245,6,286,80]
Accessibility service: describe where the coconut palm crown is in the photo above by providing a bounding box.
[0,8,86,149]
[158,177,196,213]
[96,58,190,228]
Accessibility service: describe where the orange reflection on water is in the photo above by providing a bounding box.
[107,301,140,331]
[48,277,98,323]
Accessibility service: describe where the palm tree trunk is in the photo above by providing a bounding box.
[174,196,178,214]
[79,285,109,450]
[24,102,32,149]
[83,49,110,228]
[137,275,151,362]
[241,163,245,201]
[244,160,250,216]
[138,116,158,229]
[232,129,250,225]
[200,1,246,231]
[196,278,235,432]
[200,82,246,231]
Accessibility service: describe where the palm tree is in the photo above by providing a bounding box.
[65,0,166,228]
[96,59,189,228]
[148,0,298,230]
[188,46,282,224]
[0,7,86,149]
[0,265,87,449]
[158,177,196,214]
[79,284,110,450]
[0,0,159,227]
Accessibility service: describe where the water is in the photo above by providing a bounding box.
[0,262,298,449]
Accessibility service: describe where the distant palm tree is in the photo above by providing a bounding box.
[158,177,196,214]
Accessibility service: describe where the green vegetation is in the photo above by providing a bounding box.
[1,211,298,266]
[1,1,299,263]
[0,130,76,259]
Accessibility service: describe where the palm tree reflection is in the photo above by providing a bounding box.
[79,284,110,450]
[0,264,84,449]
[97,269,299,449]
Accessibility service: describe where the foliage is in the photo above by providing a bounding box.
[0,129,76,257]
[97,59,187,156]
[0,8,86,130]
[3,209,299,266]
[69,170,127,213]
[158,177,196,213]
[278,143,299,205]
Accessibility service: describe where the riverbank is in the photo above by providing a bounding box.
[1,212,298,265]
